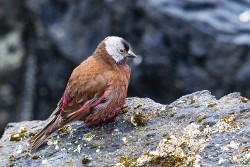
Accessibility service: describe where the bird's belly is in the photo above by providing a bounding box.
[83,86,127,126]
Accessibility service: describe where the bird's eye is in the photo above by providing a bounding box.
[119,49,125,53]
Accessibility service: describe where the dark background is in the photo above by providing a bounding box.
[0,0,250,136]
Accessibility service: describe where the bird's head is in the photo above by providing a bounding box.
[103,36,137,64]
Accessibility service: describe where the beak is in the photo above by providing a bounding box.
[127,50,137,58]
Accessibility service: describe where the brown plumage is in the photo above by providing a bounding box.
[30,36,136,153]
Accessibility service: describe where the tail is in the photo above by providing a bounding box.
[30,115,63,153]
[30,98,93,153]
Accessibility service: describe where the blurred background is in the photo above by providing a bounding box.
[0,0,250,136]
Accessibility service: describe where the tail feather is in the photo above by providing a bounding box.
[30,131,49,154]
[30,99,93,153]
[30,115,62,153]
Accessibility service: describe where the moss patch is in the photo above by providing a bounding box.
[9,127,35,142]
[207,102,217,107]
[82,157,91,164]
[134,104,142,110]
[240,96,248,103]
[189,96,196,104]
[58,125,73,136]
[121,106,129,113]
[131,112,147,126]
[118,156,138,167]
[197,116,206,123]
[31,155,40,159]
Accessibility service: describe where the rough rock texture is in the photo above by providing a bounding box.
[0,0,250,137]
[0,91,250,166]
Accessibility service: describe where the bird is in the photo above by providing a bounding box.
[30,36,137,153]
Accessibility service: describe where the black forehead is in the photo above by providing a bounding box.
[121,39,130,51]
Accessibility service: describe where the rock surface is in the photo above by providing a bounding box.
[0,91,250,166]
[1,0,250,145]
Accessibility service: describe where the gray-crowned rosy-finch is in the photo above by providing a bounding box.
[30,36,136,153]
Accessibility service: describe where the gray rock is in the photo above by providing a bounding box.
[1,91,250,166]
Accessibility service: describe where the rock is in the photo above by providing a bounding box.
[1,92,250,166]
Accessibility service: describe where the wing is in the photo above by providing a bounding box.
[61,57,111,114]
